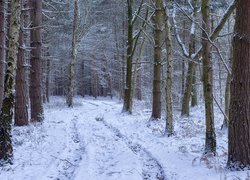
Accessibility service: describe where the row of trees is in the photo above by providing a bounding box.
[0,0,95,164]
[0,0,249,170]
[120,0,250,169]
[0,0,44,163]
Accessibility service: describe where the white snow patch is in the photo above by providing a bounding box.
[0,96,250,180]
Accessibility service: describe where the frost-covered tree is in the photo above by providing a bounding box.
[0,0,21,163]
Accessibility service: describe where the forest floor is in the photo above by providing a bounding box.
[0,96,249,180]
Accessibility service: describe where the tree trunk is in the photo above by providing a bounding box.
[191,67,198,107]
[122,0,133,113]
[15,0,28,126]
[181,0,198,116]
[151,0,164,120]
[222,72,230,129]
[201,0,216,154]
[0,0,5,110]
[91,55,97,99]
[181,62,195,116]
[164,5,173,135]
[136,63,142,101]
[67,0,79,107]
[227,0,250,169]
[30,0,44,122]
[222,47,232,129]
[131,37,145,112]
[0,0,21,163]
[45,50,50,103]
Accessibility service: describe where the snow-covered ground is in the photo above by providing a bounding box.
[0,96,249,180]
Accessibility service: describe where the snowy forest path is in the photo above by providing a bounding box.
[74,99,143,180]
[76,98,167,180]
[41,110,85,180]
[99,119,166,180]
[0,97,167,180]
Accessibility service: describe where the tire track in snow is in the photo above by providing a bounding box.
[98,119,167,180]
[78,99,166,179]
[44,114,85,180]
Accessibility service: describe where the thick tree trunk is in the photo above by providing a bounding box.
[228,0,250,169]
[0,0,5,110]
[201,0,216,154]
[30,0,44,122]
[15,0,28,126]
[67,0,79,107]
[0,0,21,163]
[151,0,164,120]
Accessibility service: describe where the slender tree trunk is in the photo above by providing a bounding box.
[191,67,198,107]
[45,50,50,103]
[222,71,230,128]
[151,0,164,120]
[120,15,126,100]
[42,42,46,103]
[181,62,195,116]
[104,55,113,98]
[222,21,233,129]
[67,0,79,107]
[0,0,21,163]
[201,0,216,154]
[91,55,97,99]
[164,5,173,135]
[131,37,145,112]
[181,1,186,98]
[136,63,142,101]
[228,0,250,169]
[222,46,232,129]
[30,0,44,122]
[0,0,5,110]
[15,0,28,126]
[80,60,85,97]
[181,0,198,115]
[122,0,133,113]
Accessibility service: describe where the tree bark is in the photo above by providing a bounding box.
[201,0,216,154]
[67,0,79,107]
[191,67,198,107]
[131,37,145,112]
[151,0,164,120]
[15,0,28,126]
[45,50,50,103]
[122,0,133,113]
[222,46,233,129]
[181,0,198,116]
[164,5,173,135]
[0,0,21,163]
[0,0,5,110]
[30,0,44,122]
[227,0,250,169]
